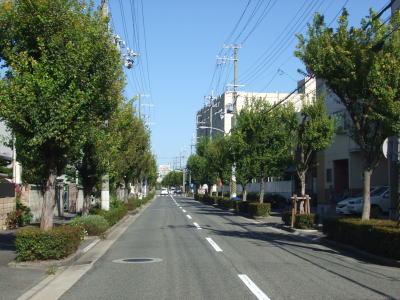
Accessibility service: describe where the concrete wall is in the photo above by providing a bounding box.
[0,197,16,230]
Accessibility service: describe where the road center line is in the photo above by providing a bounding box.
[205,237,223,252]
[186,214,192,219]
[238,274,270,300]
[182,209,187,213]
[193,222,202,229]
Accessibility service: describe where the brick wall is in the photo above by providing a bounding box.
[0,197,16,230]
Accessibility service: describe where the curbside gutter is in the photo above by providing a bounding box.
[8,196,156,270]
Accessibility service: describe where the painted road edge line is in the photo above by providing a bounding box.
[193,222,202,229]
[205,237,223,252]
[82,238,100,253]
[238,274,270,300]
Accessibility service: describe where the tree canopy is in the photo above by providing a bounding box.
[295,9,400,219]
[0,0,124,229]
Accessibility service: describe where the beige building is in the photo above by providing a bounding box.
[315,80,388,214]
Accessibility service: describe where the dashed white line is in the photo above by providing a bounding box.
[182,209,187,213]
[193,222,202,229]
[205,237,223,252]
[186,215,192,219]
[238,274,270,300]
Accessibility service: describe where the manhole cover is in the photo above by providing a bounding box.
[112,258,162,264]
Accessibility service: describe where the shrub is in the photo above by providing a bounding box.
[16,226,81,261]
[69,215,109,236]
[6,200,32,229]
[100,206,127,226]
[248,203,271,217]
[246,192,259,201]
[323,217,400,260]
[265,193,287,209]
[221,198,235,210]
[281,211,318,229]
[125,202,137,211]
[239,201,250,213]
[231,200,242,213]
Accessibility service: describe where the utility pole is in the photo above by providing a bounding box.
[219,45,241,198]
[137,94,151,119]
[100,0,110,211]
[204,90,216,140]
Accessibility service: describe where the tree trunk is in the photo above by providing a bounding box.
[361,168,373,221]
[82,186,93,217]
[259,177,265,203]
[243,182,248,202]
[124,178,129,203]
[299,171,306,213]
[40,161,57,231]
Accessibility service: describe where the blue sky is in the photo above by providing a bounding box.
[99,0,390,169]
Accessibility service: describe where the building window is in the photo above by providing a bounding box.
[326,169,332,183]
[332,110,349,133]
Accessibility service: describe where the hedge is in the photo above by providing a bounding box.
[99,206,127,226]
[282,211,318,229]
[70,215,109,236]
[248,203,271,217]
[323,217,400,260]
[16,226,82,261]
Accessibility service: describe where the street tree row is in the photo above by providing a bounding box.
[187,97,334,206]
[0,0,156,230]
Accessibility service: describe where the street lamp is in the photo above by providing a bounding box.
[198,126,225,134]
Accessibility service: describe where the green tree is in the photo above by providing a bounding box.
[228,130,256,201]
[76,124,110,216]
[205,135,232,196]
[295,10,399,220]
[186,137,217,194]
[236,99,297,203]
[161,170,183,188]
[0,0,123,229]
[108,101,153,200]
[294,97,335,198]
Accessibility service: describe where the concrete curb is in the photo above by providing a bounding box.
[8,196,156,270]
[274,224,400,268]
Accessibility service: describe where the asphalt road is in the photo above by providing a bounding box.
[59,195,400,300]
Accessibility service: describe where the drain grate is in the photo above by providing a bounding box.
[112,258,162,264]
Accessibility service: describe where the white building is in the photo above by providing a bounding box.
[196,79,315,140]
[157,164,171,183]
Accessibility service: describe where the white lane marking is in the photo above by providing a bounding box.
[238,274,270,300]
[179,206,182,209]
[182,209,187,213]
[82,238,100,253]
[186,215,192,219]
[193,222,202,229]
[205,237,223,252]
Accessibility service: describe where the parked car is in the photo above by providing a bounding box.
[161,188,169,195]
[335,186,384,215]
[169,187,175,194]
[347,186,390,216]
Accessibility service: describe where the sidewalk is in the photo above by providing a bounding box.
[0,213,79,300]
[256,210,400,268]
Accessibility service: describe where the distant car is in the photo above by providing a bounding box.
[169,187,175,194]
[347,186,390,216]
[161,188,168,195]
